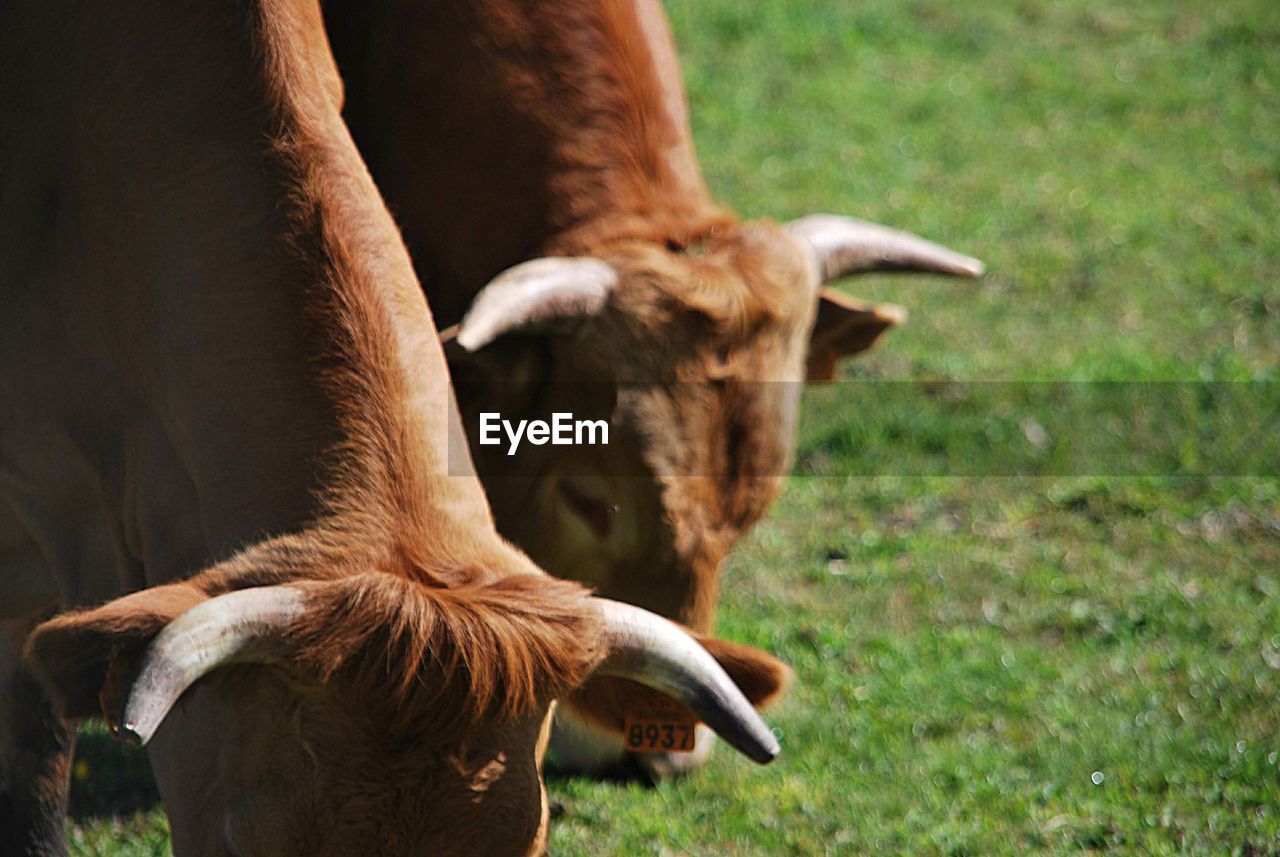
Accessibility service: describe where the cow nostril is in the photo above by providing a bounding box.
[558,481,617,540]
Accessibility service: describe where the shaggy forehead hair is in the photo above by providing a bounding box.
[599,230,813,353]
[286,571,605,739]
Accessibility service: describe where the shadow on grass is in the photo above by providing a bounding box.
[544,755,657,789]
[68,728,161,821]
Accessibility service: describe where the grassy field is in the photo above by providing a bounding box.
[68,0,1278,854]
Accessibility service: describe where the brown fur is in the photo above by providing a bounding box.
[285,572,603,738]
[321,4,835,596]
[324,0,733,322]
[0,0,780,853]
[325,0,813,772]
[26,569,604,746]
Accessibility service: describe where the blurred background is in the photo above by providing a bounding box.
[71,0,1277,853]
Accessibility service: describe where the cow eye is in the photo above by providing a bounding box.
[665,237,686,253]
[558,481,618,541]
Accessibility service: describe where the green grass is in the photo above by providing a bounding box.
[69,0,1278,853]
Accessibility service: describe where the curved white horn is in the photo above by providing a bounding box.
[119,586,307,746]
[455,257,619,352]
[787,214,984,281]
[591,599,780,765]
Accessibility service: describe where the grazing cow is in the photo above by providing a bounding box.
[323,0,982,775]
[0,1,787,854]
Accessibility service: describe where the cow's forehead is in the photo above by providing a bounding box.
[605,222,816,343]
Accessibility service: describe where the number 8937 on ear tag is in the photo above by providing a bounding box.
[624,699,697,753]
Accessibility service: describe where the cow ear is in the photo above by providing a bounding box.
[444,334,553,433]
[23,583,208,721]
[806,288,906,381]
[694,636,792,710]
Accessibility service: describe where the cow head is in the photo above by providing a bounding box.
[25,562,786,856]
[446,214,981,775]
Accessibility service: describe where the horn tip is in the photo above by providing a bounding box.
[956,256,985,278]
[118,721,151,748]
[747,730,781,765]
[879,303,908,325]
[453,326,484,352]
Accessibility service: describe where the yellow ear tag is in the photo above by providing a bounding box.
[623,698,697,753]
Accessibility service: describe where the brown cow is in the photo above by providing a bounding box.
[0,1,786,854]
[324,0,982,776]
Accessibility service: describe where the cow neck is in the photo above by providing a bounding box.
[1,0,494,595]
[328,0,729,326]
[191,0,500,574]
